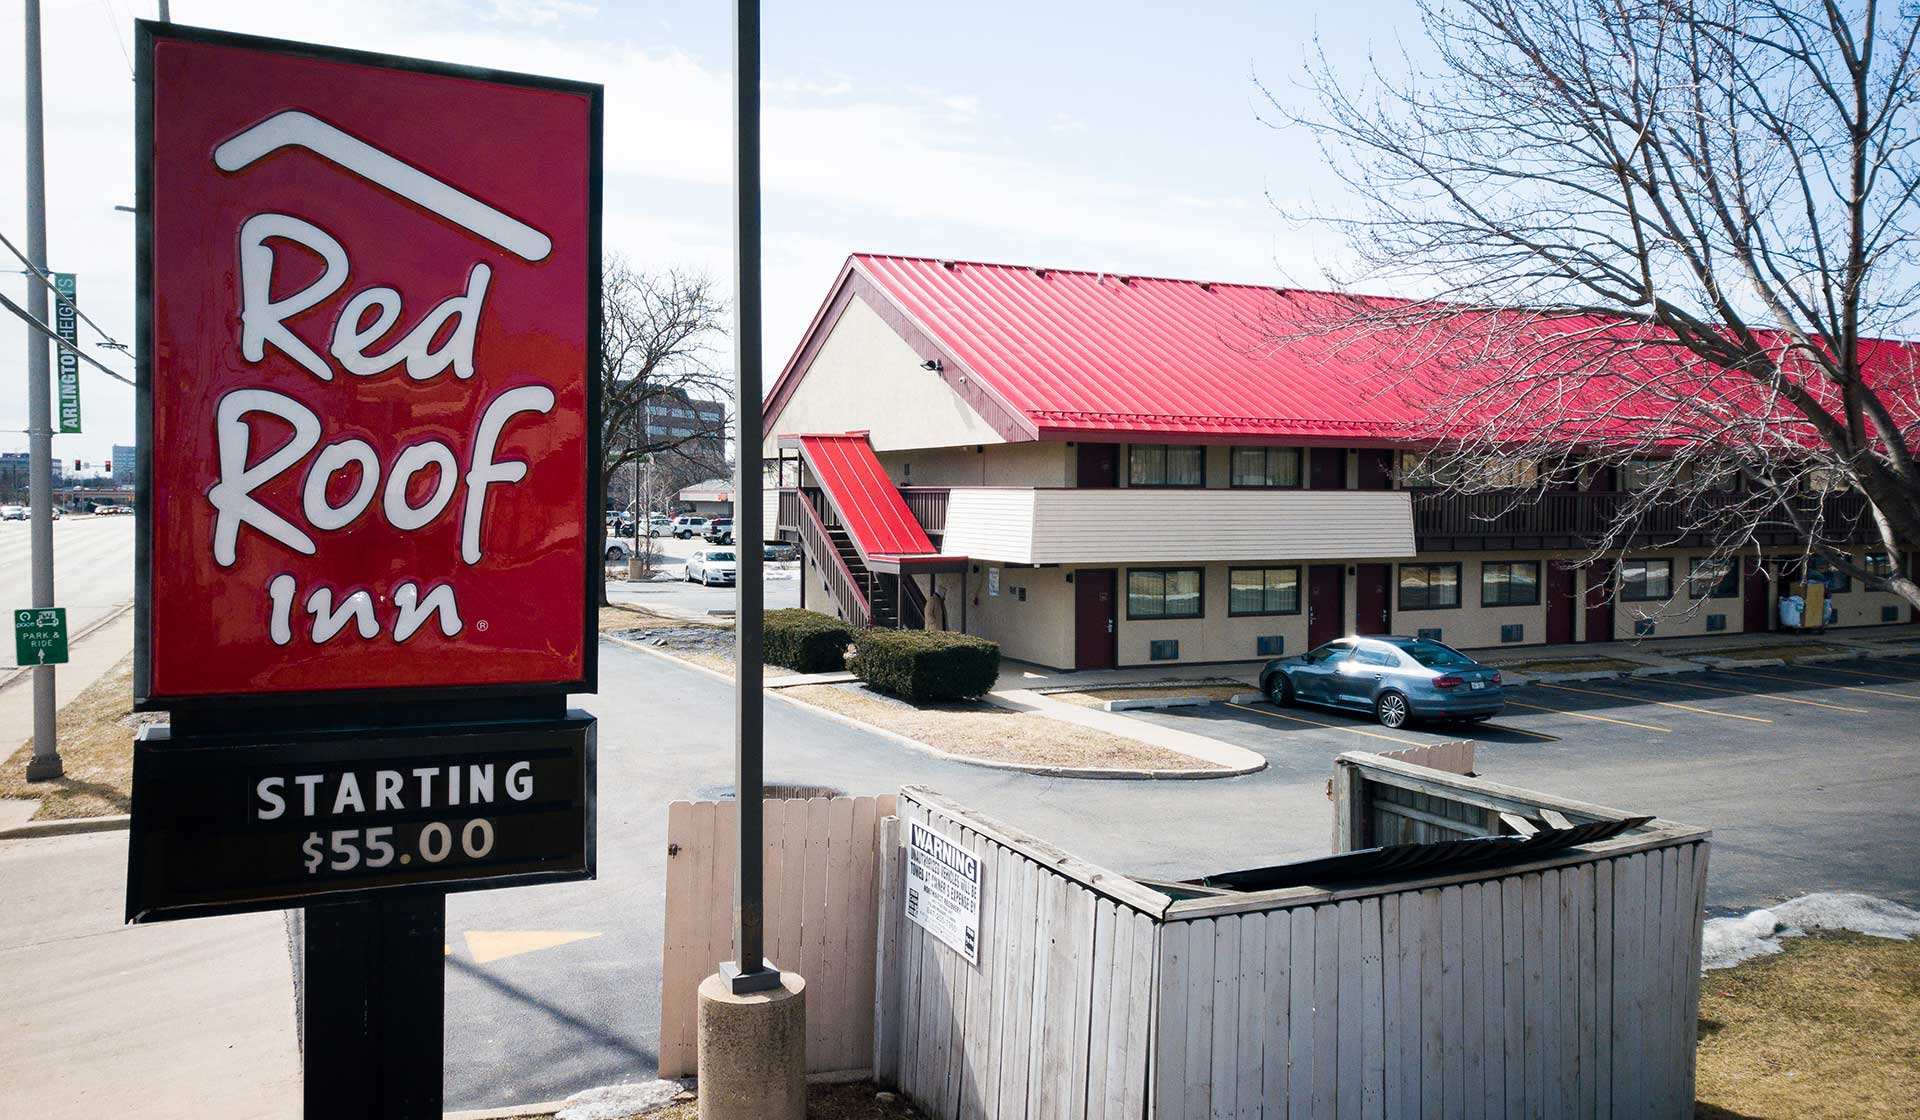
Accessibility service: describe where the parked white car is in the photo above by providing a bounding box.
[685,547,737,586]
[604,535,639,562]
[643,515,673,537]
[0,505,25,521]
[672,515,709,539]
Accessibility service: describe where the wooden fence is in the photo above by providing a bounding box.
[875,788,1168,1120]
[877,760,1711,1120]
[658,793,895,1079]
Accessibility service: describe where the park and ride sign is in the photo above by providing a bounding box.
[128,21,602,932]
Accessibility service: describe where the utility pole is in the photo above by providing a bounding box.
[22,0,60,782]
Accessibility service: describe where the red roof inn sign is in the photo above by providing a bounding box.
[137,26,599,706]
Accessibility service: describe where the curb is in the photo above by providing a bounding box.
[1691,656,1787,670]
[1794,650,1868,663]
[445,1102,568,1120]
[1100,695,1210,712]
[1629,664,1706,678]
[602,634,1260,780]
[1229,692,1264,705]
[0,814,130,839]
[1531,669,1633,684]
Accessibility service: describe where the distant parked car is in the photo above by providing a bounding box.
[685,547,737,587]
[704,518,734,544]
[643,515,672,537]
[0,505,25,521]
[672,515,709,539]
[604,535,638,562]
[763,540,799,562]
[1259,635,1504,729]
[93,504,132,516]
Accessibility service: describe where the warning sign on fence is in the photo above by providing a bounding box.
[906,819,981,965]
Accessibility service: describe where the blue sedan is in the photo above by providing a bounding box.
[1258,635,1504,729]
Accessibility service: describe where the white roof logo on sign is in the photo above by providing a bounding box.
[213,110,553,262]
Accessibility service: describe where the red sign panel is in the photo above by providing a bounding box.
[139,28,600,703]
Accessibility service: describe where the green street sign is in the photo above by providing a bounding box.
[52,272,80,434]
[13,607,69,666]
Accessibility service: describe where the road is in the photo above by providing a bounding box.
[0,516,134,667]
[438,637,1920,1109]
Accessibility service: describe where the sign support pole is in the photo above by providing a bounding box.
[722,0,778,996]
[302,895,446,1118]
[21,0,61,782]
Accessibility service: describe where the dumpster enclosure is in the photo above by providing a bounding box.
[874,751,1711,1120]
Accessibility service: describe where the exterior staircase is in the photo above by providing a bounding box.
[825,523,898,628]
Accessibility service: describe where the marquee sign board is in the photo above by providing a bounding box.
[125,713,595,922]
[135,23,602,709]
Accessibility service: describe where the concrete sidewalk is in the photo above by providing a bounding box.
[0,831,301,1119]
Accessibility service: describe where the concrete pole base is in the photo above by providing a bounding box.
[24,754,62,782]
[696,971,806,1120]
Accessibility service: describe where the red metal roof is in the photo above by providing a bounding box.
[795,433,939,558]
[764,254,1919,447]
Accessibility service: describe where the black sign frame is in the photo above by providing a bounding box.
[126,713,596,924]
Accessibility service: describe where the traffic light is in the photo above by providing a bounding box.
[74,460,82,473]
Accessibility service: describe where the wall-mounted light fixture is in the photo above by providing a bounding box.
[921,358,943,372]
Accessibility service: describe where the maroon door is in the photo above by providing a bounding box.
[1356,450,1393,490]
[1076,444,1119,488]
[1309,448,1346,490]
[1743,558,1772,632]
[1074,569,1118,670]
[1545,562,1577,644]
[1583,559,1615,642]
[1308,564,1347,646]
[1354,563,1391,634]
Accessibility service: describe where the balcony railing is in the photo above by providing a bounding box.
[899,487,949,536]
[1411,489,1870,543]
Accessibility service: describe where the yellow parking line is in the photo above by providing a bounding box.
[1659,677,1872,714]
[1503,698,1672,733]
[1540,682,1773,724]
[1726,668,1920,702]
[1224,702,1427,748]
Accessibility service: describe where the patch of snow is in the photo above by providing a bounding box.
[555,1079,686,1119]
[1701,891,1920,970]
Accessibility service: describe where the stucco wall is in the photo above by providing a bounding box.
[764,296,1004,455]
[938,565,1075,669]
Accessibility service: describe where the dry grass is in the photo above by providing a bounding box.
[1694,931,1920,1119]
[1687,642,1850,662]
[785,683,1217,772]
[0,655,157,820]
[599,604,731,632]
[1051,683,1248,707]
[1489,657,1642,674]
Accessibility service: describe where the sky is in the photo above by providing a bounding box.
[0,0,1400,465]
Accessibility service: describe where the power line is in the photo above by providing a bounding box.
[0,290,136,387]
[0,227,130,354]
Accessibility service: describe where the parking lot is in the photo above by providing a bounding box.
[1118,653,1920,910]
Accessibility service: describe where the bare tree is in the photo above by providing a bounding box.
[1264,0,1920,610]
[598,256,731,597]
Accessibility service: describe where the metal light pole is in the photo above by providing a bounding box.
[22,0,61,782]
[723,0,775,995]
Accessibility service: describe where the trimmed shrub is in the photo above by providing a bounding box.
[763,609,856,673]
[849,629,1001,703]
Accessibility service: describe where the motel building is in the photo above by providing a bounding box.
[760,255,1914,672]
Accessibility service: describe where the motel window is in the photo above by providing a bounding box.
[1127,445,1204,487]
[1618,459,1663,491]
[1398,563,1462,611]
[1228,567,1301,616]
[1687,558,1738,599]
[1621,558,1673,601]
[1808,555,1852,593]
[1397,451,1459,489]
[1864,553,1895,581]
[1127,568,1204,620]
[1480,561,1540,607]
[1230,447,1301,488]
